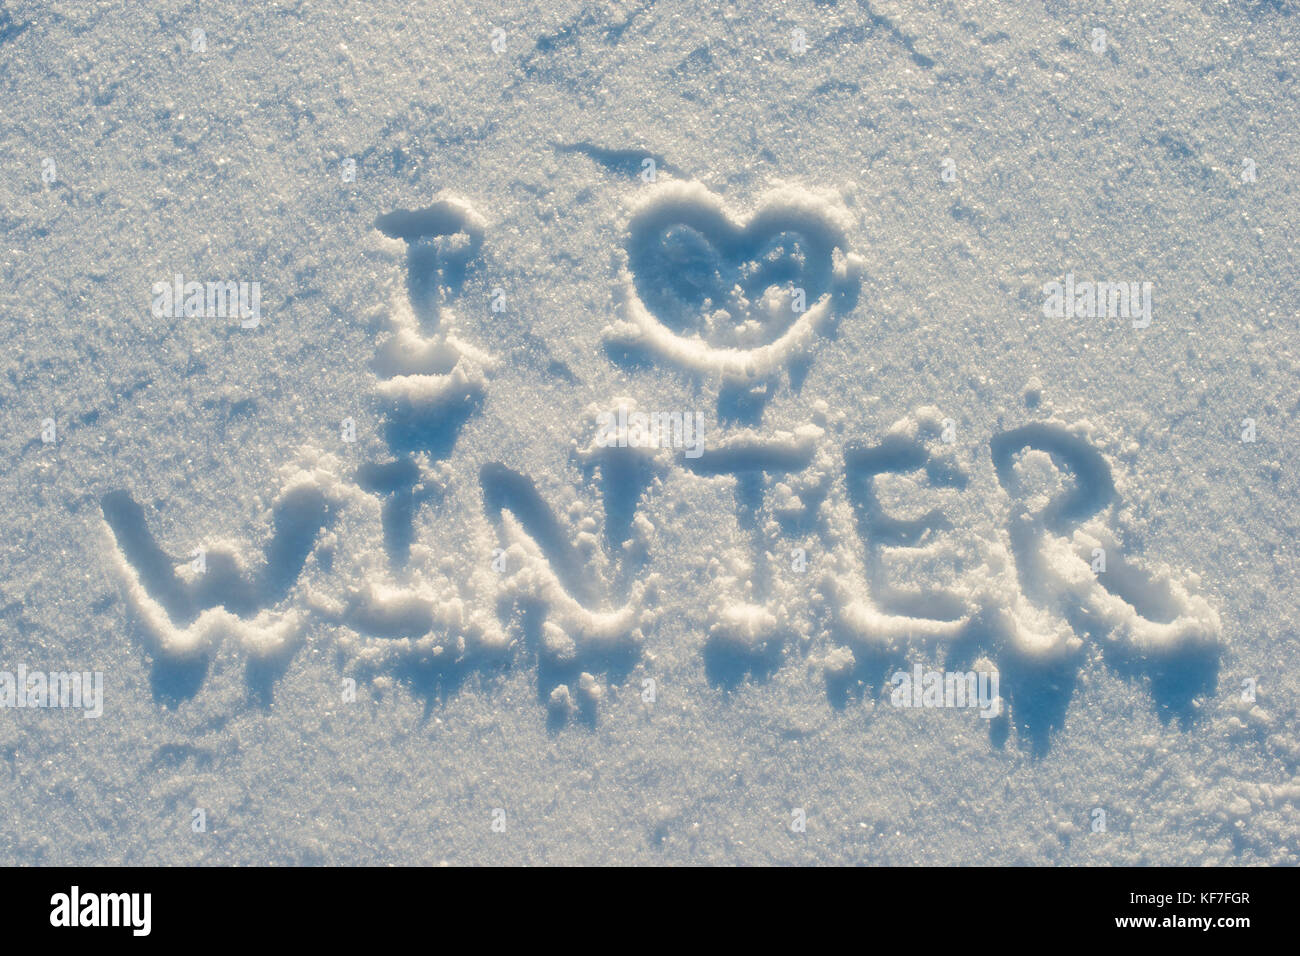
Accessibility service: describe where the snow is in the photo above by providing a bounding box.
[0,0,1297,865]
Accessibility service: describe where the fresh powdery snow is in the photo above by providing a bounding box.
[0,0,1297,866]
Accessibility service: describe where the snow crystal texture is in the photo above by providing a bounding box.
[0,0,1297,865]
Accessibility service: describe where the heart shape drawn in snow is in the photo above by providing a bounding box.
[605,181,864,382]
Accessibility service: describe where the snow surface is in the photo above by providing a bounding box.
[1,0,1297,864]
